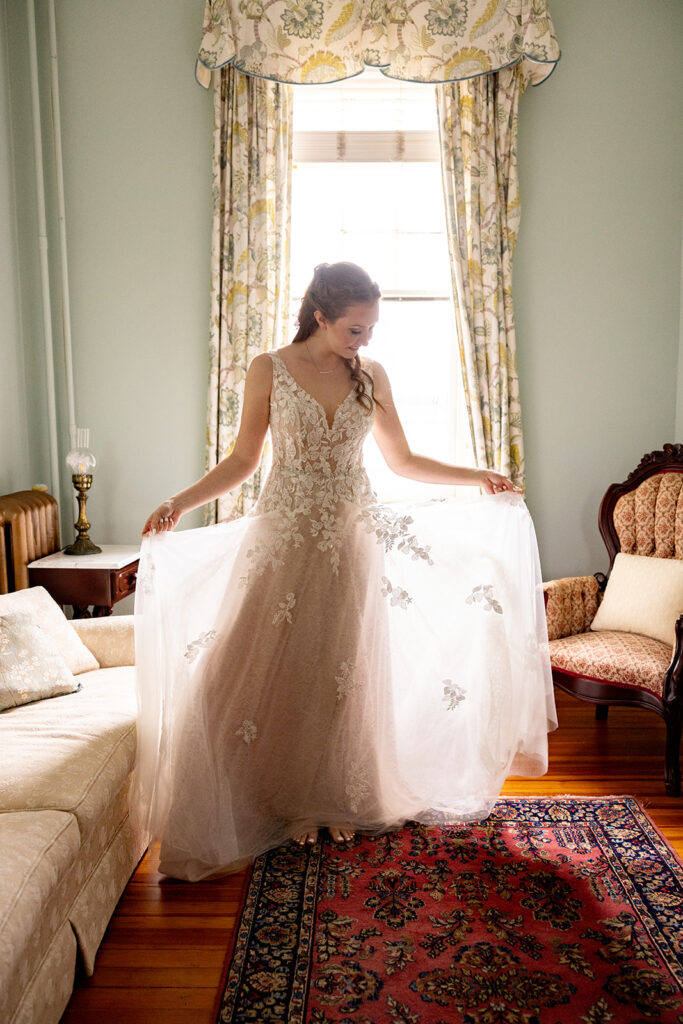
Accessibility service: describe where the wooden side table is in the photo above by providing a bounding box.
[28,546,141,618]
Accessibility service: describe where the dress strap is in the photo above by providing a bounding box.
[267,351,287,384]
[360,356,374,378]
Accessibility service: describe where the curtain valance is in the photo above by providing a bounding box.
[196,0,559,88]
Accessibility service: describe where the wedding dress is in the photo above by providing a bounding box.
[133,353,556,881]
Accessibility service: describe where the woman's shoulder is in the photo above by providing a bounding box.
[246,353,277,393]
[362,357,391,405]
[248,352,276,370]
[361,355,387,380]
[250,347,294,370]
[256,345,298,368]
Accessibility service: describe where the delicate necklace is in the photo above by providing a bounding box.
[305,339,339,375]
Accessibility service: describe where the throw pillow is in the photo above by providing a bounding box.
[0,612,80,710]
[590,552,683,647]
[0,587,99,674]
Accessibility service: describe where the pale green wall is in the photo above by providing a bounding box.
[51,0,212,543]
[4,0,682,580]
[516,0,683,579]
[5,0,211,544]
[677,223,683,438]
[0,2,30,492]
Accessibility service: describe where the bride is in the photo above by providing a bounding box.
[135,261,556,881]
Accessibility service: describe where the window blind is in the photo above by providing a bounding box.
[292,130,440,162]
[292,68,439,133]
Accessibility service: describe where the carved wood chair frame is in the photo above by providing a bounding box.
[550,443,683,796]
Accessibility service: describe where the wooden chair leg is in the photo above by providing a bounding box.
[595,704,609,721]
[665,710,681,797]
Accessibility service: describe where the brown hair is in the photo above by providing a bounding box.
[293,262,381,413]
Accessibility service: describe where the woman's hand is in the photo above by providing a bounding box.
[142,498,183,537]
[477,470,523,496]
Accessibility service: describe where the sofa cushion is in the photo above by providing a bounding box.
[9,922,76,1024]
[1,784,147,1024]
[0,667,137,834]
[0,613,79,711]
[590,552,683,647]
[549,630,671,697]
[0,587,99,675]
[70,615,135,668]
[70,804,148,973]
[0,810,80,1024]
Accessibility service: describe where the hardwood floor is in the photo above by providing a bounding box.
[61,689,683,1023]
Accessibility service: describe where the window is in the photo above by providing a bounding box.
[290,71,470,501]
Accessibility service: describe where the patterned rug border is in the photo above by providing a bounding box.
[215,796,683,1023]
[211,859,255,1022]
[492,796,683,987]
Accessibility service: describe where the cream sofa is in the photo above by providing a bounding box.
[0,603,147,1024]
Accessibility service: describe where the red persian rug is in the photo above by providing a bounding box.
[214,797,683,1023]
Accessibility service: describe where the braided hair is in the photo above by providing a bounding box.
[292,262,381,413]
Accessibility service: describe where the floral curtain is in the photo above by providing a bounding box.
[205,67,293,524]
[196,0,559,87]
[437,64,527,485]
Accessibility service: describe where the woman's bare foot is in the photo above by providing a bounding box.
[328,825,355,843]
[291,827,319,846]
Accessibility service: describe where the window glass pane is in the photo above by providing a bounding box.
[394,234,451,295]
[290,163,451,300]
[289,77,470,503]
[363,299,458,502]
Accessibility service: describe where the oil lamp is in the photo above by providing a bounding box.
[63,427,102,555]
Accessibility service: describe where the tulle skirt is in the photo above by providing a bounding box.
[132,492,556,880]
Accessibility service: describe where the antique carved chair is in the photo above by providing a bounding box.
[544,444,683,795]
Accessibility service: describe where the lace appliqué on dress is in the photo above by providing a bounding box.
[442,680,466,710]
[345,763,371,814]
[466,584,503,614]
[239,513,304,589]
[273,592,296,626]
[357,506,434,565]
[184,630,217,663]
[136,557,155,596]
[310,508,345,576]
[235,719,257,745]
[360,505,434,609]
[335,660,361,702]
[381,577,412,609]
[523,632,550,670]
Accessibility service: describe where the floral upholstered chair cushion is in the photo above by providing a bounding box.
[0,612,79,710]
[544,561,676,700]
[548,630,670,698]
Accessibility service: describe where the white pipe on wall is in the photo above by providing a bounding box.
[48,0,76,437]
[27,0,61,504]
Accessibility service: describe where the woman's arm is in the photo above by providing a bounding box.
[370,361,521,494]
[142,354,273,535]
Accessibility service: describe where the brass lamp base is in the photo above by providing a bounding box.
[63,534,102,556]
[63,473,102,556]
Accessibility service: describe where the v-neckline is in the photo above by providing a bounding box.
[272,352,355,431]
